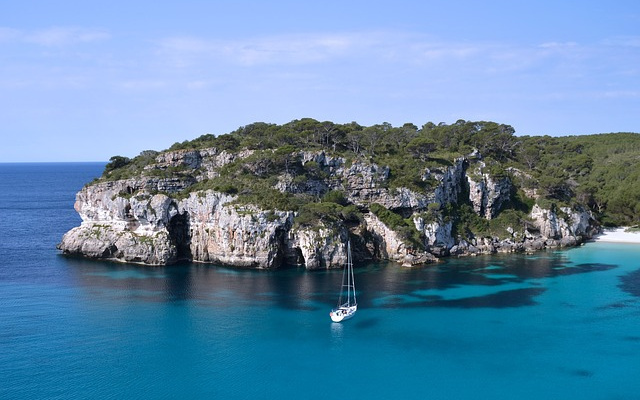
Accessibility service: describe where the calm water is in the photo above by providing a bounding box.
[1,163,640,400]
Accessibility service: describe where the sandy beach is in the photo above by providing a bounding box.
[592,227,640,244]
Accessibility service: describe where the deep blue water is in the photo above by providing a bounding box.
[1,163,640,399]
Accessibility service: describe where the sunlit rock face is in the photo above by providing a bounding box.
[59,149,597,268]
[529,204,596,243]
[466,161,512,220]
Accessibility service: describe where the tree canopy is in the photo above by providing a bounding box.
[103,118,640,227]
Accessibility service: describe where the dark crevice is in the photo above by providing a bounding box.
[291,247,305,266]
[270,227,287,268]
[168,212,192,261]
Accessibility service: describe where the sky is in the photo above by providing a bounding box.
[1,0,639,162]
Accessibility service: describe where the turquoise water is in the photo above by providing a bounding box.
[1,163,640,399]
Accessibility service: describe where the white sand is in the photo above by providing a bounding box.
[592,227,640,244]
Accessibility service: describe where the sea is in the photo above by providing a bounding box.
[1,162,640,400]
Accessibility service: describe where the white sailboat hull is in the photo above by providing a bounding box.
[329,241,357,323]
[330,305,357,323]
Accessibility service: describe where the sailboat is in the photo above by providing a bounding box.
[330,240,357,322]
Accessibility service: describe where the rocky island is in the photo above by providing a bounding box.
[59,119,640,268]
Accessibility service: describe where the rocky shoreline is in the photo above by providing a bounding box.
[58,148,599,268]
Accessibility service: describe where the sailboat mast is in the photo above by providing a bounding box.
[349,241,356,305]
[338,261,346,307]
[346,241,351,305]
[337,240,356,308]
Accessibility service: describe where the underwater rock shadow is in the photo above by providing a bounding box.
[476,261,617,281]
[433,287,547,308]
[619,268,640,298]
[374,287,547,309]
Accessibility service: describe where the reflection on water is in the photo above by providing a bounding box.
[63,249,618,310]
[330,321,344,344]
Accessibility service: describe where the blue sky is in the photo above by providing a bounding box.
[1,0,639,162]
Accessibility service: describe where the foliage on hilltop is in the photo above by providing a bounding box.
[517,132,640,226]
[101,118,640,229]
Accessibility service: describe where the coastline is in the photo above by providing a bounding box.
[591,227,640,244]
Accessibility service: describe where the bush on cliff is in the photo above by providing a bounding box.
[369,203,424,250]
[101,118,640,228]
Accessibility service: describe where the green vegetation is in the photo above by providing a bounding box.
[369,203,423,249]
[451,205,532,241]
[100,118,640,235]
[517,133,640,226]
[100,150,162,181]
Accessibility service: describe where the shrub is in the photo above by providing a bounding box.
[369,203,423,249]
[104,155,131,173]
[322,190,348,206]
[340,205,363,223]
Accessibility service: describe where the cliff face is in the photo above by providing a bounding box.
[60,181,296,268]
[60,181,180,265]
[59,148,598,268]
[466,161,512,220]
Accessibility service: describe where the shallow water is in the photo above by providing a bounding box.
[1,163,639,399]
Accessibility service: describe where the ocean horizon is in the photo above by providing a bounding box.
[1,162,639,399]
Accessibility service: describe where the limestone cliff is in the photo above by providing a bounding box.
[59,145,598,268]
[466,161,512,219]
